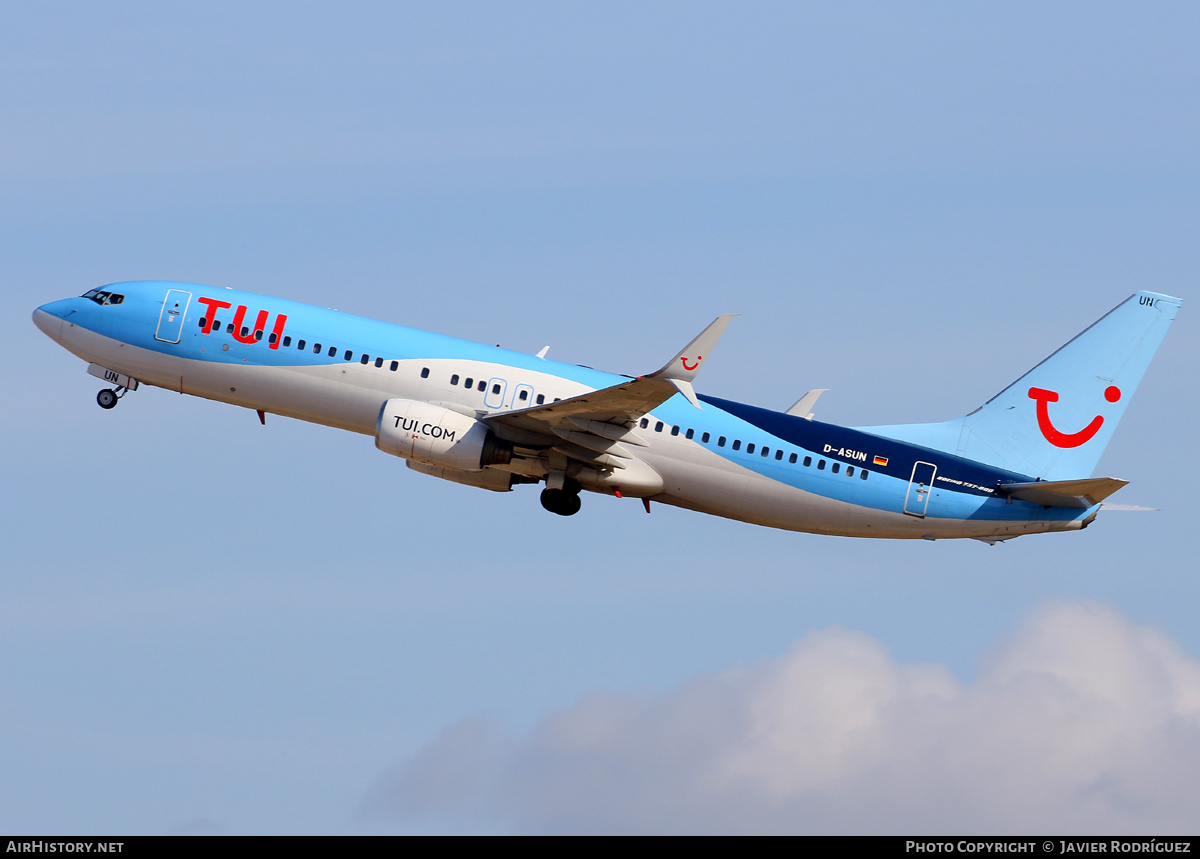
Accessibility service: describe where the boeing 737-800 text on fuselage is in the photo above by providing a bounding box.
[33,284,1179,542]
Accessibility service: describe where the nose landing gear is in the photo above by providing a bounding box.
[96,386,129,409]
[87,365,139,410]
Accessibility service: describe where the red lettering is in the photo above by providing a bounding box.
[231,305,269,344]
[268,313,288,350]
[196,297,232,334]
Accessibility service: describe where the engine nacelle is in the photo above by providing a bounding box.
[375,398,512,471]
[406,460,515,492]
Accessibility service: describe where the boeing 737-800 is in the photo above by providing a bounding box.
[33,283,1179,542]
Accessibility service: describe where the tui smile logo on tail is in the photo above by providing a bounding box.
[1028,384,1121,448]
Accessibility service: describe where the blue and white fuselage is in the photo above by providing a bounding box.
[33,282,1181,541]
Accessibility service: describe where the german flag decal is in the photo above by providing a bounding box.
[873,455,889,467]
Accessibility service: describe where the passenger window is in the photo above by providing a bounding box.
[422,368,431,379]
[518,389,528,401]
[283,336,291,347]
[761,447,770,458]
[227,323,235,334]
[464,377,474,388]
[640,418,649,429]
[297,339,305,350]
[197,318,205,328]
[375,357,384,368]
[831,462,840,474]
[492,383,501,395]
[789,453,798,464]
[860,470,869,480]
[255,330,263,341]
[553,398,561,402]
[718,436,726,447]
[313,343,322,354]
[846,466,854,477]
[685,428,694,440]
[478,381,486,392]
[732,440,741,451]
[360,354,369,364]
[240,327,249,338]
[536,394,545,405]
[671,425,680,436]
[746,443,754,454]
[328,346,336,357]
[344,349,353,361]
[451,374,459,385]
[655,421,664,432]
[269,333,278,344]
[817,459,826,470]
[701,432,710,443]
[390,361,399,371]
[775,450,783,461]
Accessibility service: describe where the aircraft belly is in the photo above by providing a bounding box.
[642,441,1081,539]
[180,361,387,433]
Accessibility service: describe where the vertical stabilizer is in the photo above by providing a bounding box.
[858,292,1181,480]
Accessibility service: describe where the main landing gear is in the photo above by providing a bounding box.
[96,387,129,409]
[540,481,582,517]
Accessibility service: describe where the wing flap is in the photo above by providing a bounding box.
[551,427,635,459]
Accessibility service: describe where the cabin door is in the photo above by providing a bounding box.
[485,377,508,409]
[904,461,937,517]
[155,288,192,344]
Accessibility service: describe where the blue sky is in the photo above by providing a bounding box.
[3,2,1199,834]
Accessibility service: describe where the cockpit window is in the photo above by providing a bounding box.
[82,289,124,306]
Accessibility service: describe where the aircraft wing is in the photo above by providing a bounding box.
[484,378,674,470]
[486,315,734,464]
[491,375,679,433]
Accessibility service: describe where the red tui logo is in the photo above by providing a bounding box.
[1028,385,1121,448]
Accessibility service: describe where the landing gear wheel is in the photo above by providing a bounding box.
[97,389,118,409]
[540,487,582,516]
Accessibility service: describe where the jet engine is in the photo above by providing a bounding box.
[375,398,512,471]
[406,460,517,492]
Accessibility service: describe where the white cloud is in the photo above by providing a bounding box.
[366,603,1200,834]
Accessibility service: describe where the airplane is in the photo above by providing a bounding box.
[33,283,1180,542]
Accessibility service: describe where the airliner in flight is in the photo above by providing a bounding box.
[33,283,1179,542]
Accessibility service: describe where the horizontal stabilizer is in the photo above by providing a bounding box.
[997,477,1128,508]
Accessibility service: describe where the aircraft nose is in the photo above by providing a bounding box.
[32,300,74,340]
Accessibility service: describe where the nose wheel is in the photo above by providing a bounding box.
[96,387,128,409]
[540,487,582,516]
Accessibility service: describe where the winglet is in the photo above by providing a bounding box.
[649,314,736,384]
